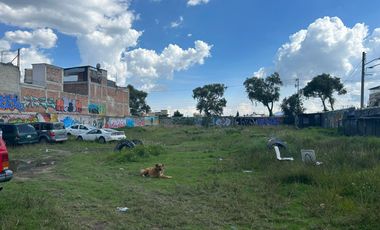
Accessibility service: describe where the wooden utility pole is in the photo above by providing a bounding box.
[361,51,366,109]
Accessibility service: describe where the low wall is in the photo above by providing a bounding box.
[0,112,158,128]
[160,116,283,127]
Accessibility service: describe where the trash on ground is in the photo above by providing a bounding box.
[301,149,323,165]
[116,207,129,212]
[267,137,294,161]
[242,170,253,173]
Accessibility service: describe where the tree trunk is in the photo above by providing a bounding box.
[266,104,273,116]
[320,97,328,111]
[328,97,335,110]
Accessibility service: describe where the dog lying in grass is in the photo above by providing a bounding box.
[140,163,172,179]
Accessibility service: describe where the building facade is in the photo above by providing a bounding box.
[0,63,130,117]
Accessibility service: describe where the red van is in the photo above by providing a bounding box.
[0,130,13,186]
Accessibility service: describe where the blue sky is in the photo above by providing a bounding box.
[1,0,380,116]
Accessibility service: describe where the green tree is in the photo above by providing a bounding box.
[303,73,347,111]
[281,93,305,124]
[192,84,227,116]
[243,72,283,116]
[173,110,184,117]
[127,85,151,116]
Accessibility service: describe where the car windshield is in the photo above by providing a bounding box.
[17,124,36,134]
[53,123,65,130]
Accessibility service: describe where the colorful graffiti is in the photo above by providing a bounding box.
[22,96,82,113]
[0,95,24,112]
[236,117,281,126]
[55,97,82,113]
[88,103,106,115]
[23,96,55,109]
[0,114,37,123]
[105,118,126,128]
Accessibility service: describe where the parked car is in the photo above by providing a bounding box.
[0,130,13,187]
[31,122,68,143]
[77,128,126,143]
[0,123,39,145]
[66,124,96,136]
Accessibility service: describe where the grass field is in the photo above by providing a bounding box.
[1,125,379,229]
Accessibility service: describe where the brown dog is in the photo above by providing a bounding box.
[140,163,172,179]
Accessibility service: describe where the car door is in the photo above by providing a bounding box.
[84,129,99,141]
[79,125,89,135]
[69,125,79,135]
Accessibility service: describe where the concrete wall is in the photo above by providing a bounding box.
[0,63,20,95]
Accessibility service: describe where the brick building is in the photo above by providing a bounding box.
[1,63,130,117]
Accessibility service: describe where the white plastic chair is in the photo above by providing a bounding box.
[273,146,294,161]
[301,149,322,165]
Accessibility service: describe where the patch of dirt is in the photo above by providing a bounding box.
[10,159,56,180]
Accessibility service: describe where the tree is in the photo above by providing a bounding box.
[281,93,305,124]
[173,110,184,117]
[243,72,283,116]
[303,73,347,111]
[127,85,151,116]
[192,84,227,116]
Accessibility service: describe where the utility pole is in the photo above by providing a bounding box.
[361,51,366,109]
[294,77,300,128]
[17,48,20,69]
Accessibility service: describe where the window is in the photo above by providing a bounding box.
[80,125,88,130]
[87,129,98,134]
[71,125,78,129]
[53,123,65,130]
[17,124,36,134]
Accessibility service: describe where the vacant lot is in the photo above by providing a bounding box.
[1,126,379,229]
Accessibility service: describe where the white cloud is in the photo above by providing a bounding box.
[0,1,212,88]
[250,16,380,112]
[0,39,10,51]
[125,40,212,90]
[4,28,57,48]
[187,0,209,6]
[170,16,184,28]
[275,17,368,84]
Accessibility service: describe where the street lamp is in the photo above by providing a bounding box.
[360,52,380,109]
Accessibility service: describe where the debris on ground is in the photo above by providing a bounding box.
[301,149,323,165]
[114,139,143,151]
[116,207,129,212]
[267,137,294,161]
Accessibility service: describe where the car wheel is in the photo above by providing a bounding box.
[98,137,106,144]
[77,136,83,141]
[40,137,48,144]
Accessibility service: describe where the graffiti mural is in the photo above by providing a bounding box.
[23,96,55,109]
[37,113,58,122]
[0,114,37,123]
[214,117,232,127]
[236,117,281,126]
[105,118,125,128]
[57,97,82,113]
[88,103,106,115]
[134,117,145,127]
[0,95,24,112]
[22,96,82,113]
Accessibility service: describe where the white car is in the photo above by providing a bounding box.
[66,124,96,136]
[76,128,126,143]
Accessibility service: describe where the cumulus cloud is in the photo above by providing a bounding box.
[125,40,212,89]
[170,16,184,28]
[0,0,212,88]
[4,28,57,48]
[275,17,368,84]
[250,16,380,112]
[187,0,210,6]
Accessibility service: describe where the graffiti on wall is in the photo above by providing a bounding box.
[88,103,106,115]
[236,117,281,126]
[22,96,82,113]
[0,114,37,123]
[56,97,82,113]
[57,114,104,128]
[0,95,24,112]
[23,96,55,109]
[105,118,125,128]
[214,117,232,127]
[37,113,58,122]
